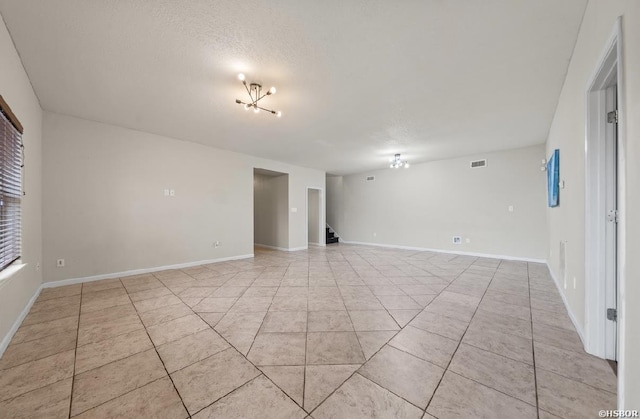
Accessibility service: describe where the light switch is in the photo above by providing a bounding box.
[291,208,297,213]
[170,189,175,197]
[164,189,170,196]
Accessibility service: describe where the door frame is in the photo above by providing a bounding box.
[584,16,625,405]
[306,187,325,246]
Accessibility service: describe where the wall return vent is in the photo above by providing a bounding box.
[366,176,375,181]
[470,159,487,168]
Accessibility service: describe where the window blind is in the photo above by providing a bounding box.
[0,96,23,272]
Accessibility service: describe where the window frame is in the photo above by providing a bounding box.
[0,95,24,273]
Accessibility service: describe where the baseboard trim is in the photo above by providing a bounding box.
[41,254,255,289]
[546,262,586,345]
[254,244,290,252]
[339,240,546,263]
[288,246,309,251]
[308,242,326,247]
[0,286,42,357]
[255,244,309,252]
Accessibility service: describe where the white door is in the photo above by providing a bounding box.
[604,84,618,361]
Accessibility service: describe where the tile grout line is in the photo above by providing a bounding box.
[330,260,368,363]
[354,371,429,412]
[532,365,619,395]
[67,282,84,419]
[0,332,78,371]
[5,313,79,345]
[66,376,172,417]
[447,369,540,408]
[243,263,286,360]
[188,373,266,417]
[185,261,308,414]
[305,251,372,415]
[527,262,541,419]
[302,260,309,412]
[123,283,192,418]
[423,256,501,414]
[307,248,472,416]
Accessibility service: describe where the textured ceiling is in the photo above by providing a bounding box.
[0,0,587,175]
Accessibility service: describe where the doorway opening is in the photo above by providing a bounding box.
[584,20,624,367]
[307,188,323,246]
[253,168,289,251]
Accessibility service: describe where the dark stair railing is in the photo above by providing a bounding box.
[326,227,339,244]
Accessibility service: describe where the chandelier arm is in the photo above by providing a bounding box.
[255,92,270,102]
[243,83,254,104]
[256,105,277,113]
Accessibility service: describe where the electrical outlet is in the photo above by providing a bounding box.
[169,189,175,197]
[214,241,221,248]
[452,236,462,244]
[508,205,514,212]
[35,262,40,271]
[573,276,576,289]
[56,259,65,267]
[465,238,471,244]
[373,232,377,237]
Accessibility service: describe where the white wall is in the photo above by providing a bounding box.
[42,112,325,282]
[307,189,320,244]
[326,175,344,236]
[254,173,289,249]
[328,145,548,260]
[544,0,640,406]
[0,15,43,349]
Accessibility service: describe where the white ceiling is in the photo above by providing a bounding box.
[0,0,587,175]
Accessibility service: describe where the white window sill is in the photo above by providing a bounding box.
[0,261,27,284]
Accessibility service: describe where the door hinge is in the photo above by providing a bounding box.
[607,308,617,322]
[607,209,619,223]
[607,110,618,124]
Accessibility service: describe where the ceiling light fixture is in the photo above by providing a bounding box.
[389,153,409,169]
[235,73,281,117]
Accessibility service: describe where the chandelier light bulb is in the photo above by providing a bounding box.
[269,87,276,95]
[244,104,250,111]
[405,163,410,168]
[254,106,260,113]
[276,111,282,117]
[238,73,245,81]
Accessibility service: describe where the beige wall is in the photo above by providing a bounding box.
[328,145,548,260]
[43,112,325,282]
[545,0,640,406]
[0,15,43,349]
[308,189,320,244]
[254,173,289,249]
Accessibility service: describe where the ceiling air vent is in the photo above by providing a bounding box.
[470,159,487,168]
[366,176,375,181]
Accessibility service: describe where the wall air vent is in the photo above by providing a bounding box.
[366,176,375,181]
[470,159,487,168]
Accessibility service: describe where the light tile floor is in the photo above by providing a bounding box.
[0,245,617,418]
